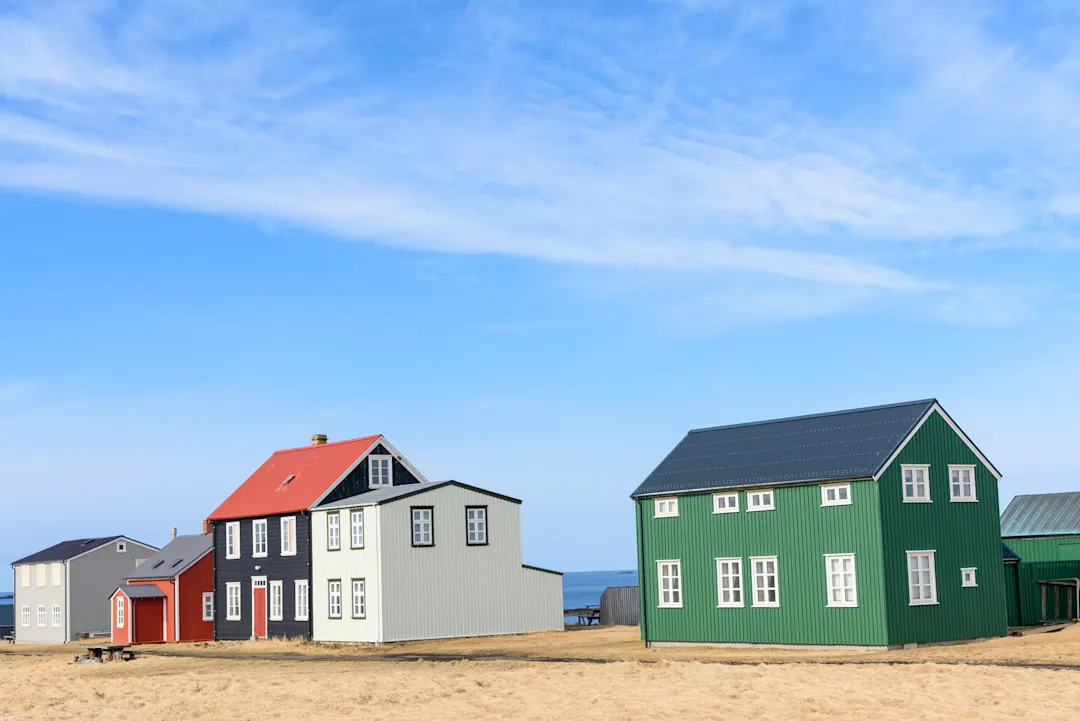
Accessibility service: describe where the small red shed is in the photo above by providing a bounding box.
[110,534,214,644]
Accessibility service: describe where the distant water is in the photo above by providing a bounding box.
[562,569,638,616]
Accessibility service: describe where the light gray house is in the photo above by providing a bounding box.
[11,536,158,643]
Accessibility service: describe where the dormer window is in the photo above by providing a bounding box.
[369,456,392,488]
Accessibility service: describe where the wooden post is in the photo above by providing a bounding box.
[1041,584,1047,622]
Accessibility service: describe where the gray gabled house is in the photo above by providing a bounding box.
[11,536,158,643]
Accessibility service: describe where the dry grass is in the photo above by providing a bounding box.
[1,653,1079,720]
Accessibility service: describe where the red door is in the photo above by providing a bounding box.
[253,578,267,639]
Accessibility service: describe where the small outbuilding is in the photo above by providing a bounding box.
[1001,492,1080,561]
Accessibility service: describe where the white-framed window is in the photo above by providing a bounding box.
[949,465,977,502]
[350,509,365,548]
[294,580,310,621]
[226,582,242,620]
[116,541,127,553]
[269,580,283,621]
[657,560,682,608]
[902,464,931,503]
[280,517,297,556]
[327,512,341,550]
[225,521,240,559]
[654,498,679,517]
[368,455,392,487]
[907,550,938,605]
[467,507,488,545]
[36,605,46,627]
[115,598,124,628]
[713,493,738,514]
[412,507,434,546]
[824,554,857,607]
[821,484,852,507]
[715,557,743,607]
[19,565,29,587]
[35,564,46,587]
[20,605,30,627]
[252,519,268,558]
[751,556,779,607]
[351,579,366,619]
[202,592,214,621]
[51,562,63,586]
[961,567,977,587]
[328,580,342,618]
[51,605,61,627]
[748,490,775,512]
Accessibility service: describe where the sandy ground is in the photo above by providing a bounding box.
[2,653,1080,720]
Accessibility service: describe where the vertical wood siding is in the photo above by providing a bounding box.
[877,411,1007,645]
[1012,561,1080,625]
[637,481,888,646]
[600,586,639,626]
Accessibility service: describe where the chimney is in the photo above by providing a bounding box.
[312,434,328,446]
[171,527,177,541]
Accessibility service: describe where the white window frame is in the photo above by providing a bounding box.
[116,541,127,553]
[35,564,46,587]
[36,605,46,627]
[294,580,310,621]
[411,508,434,546]
[226,582,242,620]
[351,579,366,619]
[19,565,29,587]
[824,553,858,607]
[713,493,739,514]
[654,497,679,518]
[715,557,744,608]
[748,490,775,512]
[20,605,30,627]
[750,556,780,607]
[225,521,240,560]
[907,550,938,605]
[350,509,365,549]
[902,464,931,503]
[821,484,852,507]
[115,598,124,628]
[961,567,978,587]
[327,512,341,551]
[269,580,283,621]
[51,604,61,627]
[51,562,63,586]
[368,455,392,488]
[280,516,297,556]
[328,580,342,619]
[252,518,268,558]
[657,560,683,608]
[202,592,214,621]
[466,507,488,545]
[949,465,977,502]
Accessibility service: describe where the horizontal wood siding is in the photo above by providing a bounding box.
[637,481,888,646]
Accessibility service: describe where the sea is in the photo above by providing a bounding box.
[562,569,638,617]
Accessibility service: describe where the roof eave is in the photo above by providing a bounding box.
[630,474,874,499]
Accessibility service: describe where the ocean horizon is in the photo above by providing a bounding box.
[562,569,638,616]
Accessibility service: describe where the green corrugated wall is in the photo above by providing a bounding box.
[877,412,1007,645]
[1010,561,1080,625]
[637,481,889,646]
[1001,536,1080,562]
[1003,562,1020,627]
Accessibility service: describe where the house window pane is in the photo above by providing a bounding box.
[658,561,682,608]
[716,558,743,607]
[328,513,341,550]
[329,581,342,618]
[295,581,309,621]
[351,509,365,548]
[352,579,366,618]
[467,507,487,544]
[369,457,392,488]
[825,554,857,607]
[412,508,433,546]
[751,557,779,607]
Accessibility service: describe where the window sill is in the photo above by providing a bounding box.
[252,553,268,559]
[225,616,241,621]
[821,502,852,508]
[657,604,683,609]
[279,551,297,557]
[654,514,679,519]
[717,603,744,609]
[713,509,739,515]
[747,507,775,512]
[949,498,978,503]
[350,545,365,551]
[224,555,240,561]
[909,600,939,606]
[902,499,932,504]
[269,616,283,622]
[826,603,859,608]
[294,616,309,622]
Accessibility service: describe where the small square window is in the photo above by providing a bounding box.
[713,493,738,514]
[116,542,127,553]
[748,490,775,512]
[654,498,679,517]
[949,465,977,502]
[821,484,852,507]
[961,567,977,587]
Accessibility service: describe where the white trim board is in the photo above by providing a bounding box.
[309,436,431,508]
[872,403,1002,482]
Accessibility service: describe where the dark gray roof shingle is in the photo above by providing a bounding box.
[1001,493,1080,538]
[124,534,212,581]
[12,537,125,565]
[632,399,937,497]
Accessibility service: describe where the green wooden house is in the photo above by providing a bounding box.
[632,399,1007,649]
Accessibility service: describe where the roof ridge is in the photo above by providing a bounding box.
[687,399,937,435]
[272,434,382,454]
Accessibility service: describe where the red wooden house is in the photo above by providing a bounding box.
[110,534,214,644]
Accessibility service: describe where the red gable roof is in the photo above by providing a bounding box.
[207,435,381,521]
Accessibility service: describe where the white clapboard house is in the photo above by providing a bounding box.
[311,480,563,643]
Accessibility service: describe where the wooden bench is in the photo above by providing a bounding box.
[84,644,135,662]
[3,634,14,644]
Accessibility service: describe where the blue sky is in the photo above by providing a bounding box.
[1,0,1079,582]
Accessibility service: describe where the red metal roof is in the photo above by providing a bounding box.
[207,435,381,521]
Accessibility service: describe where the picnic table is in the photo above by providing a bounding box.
[564,606,601,626]
[3,634,14,644]
[83,644,136,662]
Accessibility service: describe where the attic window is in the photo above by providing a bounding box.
[116,542,127,553]
[152,560,165,569]
[369,456,392,488]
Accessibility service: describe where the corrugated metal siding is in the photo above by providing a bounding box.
[637,481,888,646]
[600,586,639,626]
[378,484,562,642]
[311,506,383,642]
[1000,536,1080,562]
[878,411,1007,645]
[1013,561,1080,625]
[1000,492,1080,537]
[1003,562,1020,627]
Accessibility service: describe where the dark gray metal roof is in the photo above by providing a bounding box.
[114,584,166,600]
[320,480,522,510]
[632,399,938,497]
[124,534,212,581]
[12,536,125,565]
[1001,542,1020,562]
[1000,493,1080,538]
